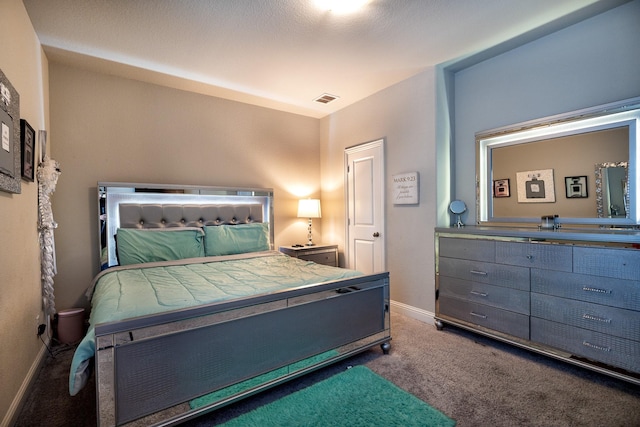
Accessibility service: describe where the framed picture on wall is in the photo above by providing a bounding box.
[20,119,35,182]
[565,175,588,198]
[493,178,510,198]
[0,67,22,194]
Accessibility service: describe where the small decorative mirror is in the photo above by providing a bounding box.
[595,161,628,218]
[449,199,467,227]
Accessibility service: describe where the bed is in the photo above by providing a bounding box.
[72,182,391,426]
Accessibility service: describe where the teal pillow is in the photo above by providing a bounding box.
[204,223,270,256]
[116,228,205,265]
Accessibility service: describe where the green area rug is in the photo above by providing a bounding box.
[190,351,338,409]
[218,366,456,426]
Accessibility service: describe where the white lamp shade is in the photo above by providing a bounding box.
[297,199,322,218]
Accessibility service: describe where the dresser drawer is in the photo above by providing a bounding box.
[531,317,640,374]
[495,241,572,272]
[438,295,529,339]
[440,277,530,315]
[574,246,640,281]
[531,269,640,311]
[439,257,529,291]
[300,251,337,266]
[438,237,495,262]
[531,293,640,341]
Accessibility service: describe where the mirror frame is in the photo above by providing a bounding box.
[476,97,640,227]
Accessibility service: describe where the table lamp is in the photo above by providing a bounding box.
[297,199,321,246]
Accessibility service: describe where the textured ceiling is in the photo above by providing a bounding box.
[23,0,623,118]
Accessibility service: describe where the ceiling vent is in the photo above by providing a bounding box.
[314,93,340,104]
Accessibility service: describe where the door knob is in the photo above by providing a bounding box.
[373,232,380,237]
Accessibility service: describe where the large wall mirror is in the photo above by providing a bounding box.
[476,97,640,227]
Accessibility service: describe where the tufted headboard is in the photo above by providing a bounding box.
[118,204,264,229]
[99,182,274,268]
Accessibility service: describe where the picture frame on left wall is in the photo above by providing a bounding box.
[20,119,35,182]
[0,68,21,194]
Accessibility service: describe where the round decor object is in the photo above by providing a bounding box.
[449,200,467,227]
[449,199,467,214]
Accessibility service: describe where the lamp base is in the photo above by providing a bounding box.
[306,218,315,246]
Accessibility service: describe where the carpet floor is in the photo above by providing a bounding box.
[14,311,640,426]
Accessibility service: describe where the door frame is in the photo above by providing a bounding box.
[344,138,386,271]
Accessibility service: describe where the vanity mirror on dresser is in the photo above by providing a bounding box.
[436,98,640,385]
[476,96,640,227]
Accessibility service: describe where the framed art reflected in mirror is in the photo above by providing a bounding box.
[565,176,588,199]
[493,179,510,198]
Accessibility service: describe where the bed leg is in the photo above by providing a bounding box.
[381,342,391,355]
[435,319,444,331]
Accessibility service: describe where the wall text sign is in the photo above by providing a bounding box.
[392,172,419,205]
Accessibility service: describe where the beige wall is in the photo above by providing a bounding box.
[49,63,321,310]
[491,127,628,219]
[320,69,438,316]
[50,58,441,328]
[0,1,50,424]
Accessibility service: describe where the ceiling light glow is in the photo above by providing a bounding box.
[315,0,371,14]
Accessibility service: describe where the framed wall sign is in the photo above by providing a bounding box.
[0,107,13,177]
[0,68,21,194]
[20,119,35,181]
[392,172,419,205]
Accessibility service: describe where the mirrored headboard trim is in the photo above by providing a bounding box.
[476,97,640,226]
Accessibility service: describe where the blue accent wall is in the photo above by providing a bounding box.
[447,0,640,223]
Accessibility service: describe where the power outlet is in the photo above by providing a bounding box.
[35,314,46,337]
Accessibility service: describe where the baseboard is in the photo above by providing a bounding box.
[1,340,49,427]
[389,300,435,325]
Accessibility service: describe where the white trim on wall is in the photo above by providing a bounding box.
[390,300,435,326]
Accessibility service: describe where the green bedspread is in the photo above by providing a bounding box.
[69,251,361,395]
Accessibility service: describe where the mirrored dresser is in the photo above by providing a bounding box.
[435,226,640,385]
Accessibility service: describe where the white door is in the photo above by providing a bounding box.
[345,139,385,273]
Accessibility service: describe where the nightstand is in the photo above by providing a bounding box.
[279,244,339,267]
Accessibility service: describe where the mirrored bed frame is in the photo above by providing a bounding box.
[89,182,391,426]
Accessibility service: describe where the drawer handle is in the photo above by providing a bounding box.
[469,270,488,276]
[582,313,611,324]
[582,286,611,294]
[470,290,488,297]
[582,341,611,352]
[470,311,487,319]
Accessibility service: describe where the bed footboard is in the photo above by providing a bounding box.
[95,272,390,426]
